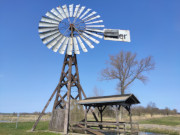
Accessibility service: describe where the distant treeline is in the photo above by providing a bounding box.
[96,102,178,118]
[0,112,51,116]
[132,103,178,117]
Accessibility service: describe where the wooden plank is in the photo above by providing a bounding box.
[73,121,125,126]
[77,124,105,135]
[71,127,125,133]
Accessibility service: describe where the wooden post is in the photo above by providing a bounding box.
[115,105,119,135]
[85,106,87,134]
[100,107,103,129]
[64,55,73,134]
[129,105,132,133]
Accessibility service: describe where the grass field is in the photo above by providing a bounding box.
[139,116,180,135]
[139,116,180,126]
[0,115,180,135]
[0,121,58,135]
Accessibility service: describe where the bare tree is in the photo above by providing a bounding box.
[101,51,155,94]
[147,102,156,117]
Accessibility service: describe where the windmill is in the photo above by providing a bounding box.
[32,4,130,134]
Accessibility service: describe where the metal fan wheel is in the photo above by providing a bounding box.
[38,4,105,55]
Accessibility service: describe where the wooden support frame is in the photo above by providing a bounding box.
[97,105,106,129]
[31,53,99,133]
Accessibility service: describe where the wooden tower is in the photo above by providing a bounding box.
[32,53,87,134]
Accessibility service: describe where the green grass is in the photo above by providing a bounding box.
[141,128,179,135]
[139,116,180,126]
[0,121,59,135]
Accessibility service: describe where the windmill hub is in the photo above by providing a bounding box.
[69,24,75,32]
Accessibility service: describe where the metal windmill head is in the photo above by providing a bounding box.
[38,4,104,55]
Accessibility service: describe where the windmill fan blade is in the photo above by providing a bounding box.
[81,36,94,48]
[46,12,61,21]
[67,37,73,55]
[69,4,73,17]
[82,33,100,44]
[46,35,62,49]
[82,11,96,20]
[86,25,105,28]
[42,32,60,44]
[77,36,88,52]
[84,15,100,22]
[52,36,66,52]
[39,4,104,54]
[41,16,59,24]
[38,27,58,33]
[73,4,80,18]
[51,8,63,20]
[85,20,103,24]
[39,29,59,39]
[76,6,85,18]
[56,6,66,19]
[79,8,91,19]
[73,37,80,54]
[86,28,104,33]
[62,5,69,18]
[84,30,103,39]
[39,21,59,27]
[59,37,69,54]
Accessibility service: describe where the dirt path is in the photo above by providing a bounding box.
[140,124,180,133]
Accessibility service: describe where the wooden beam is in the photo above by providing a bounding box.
[58,93,66,104]
[63,71,68,79]
[129,105,132,133]
[85,106,87,134]
[55,92,67,108]
[76,124,105,135]
[70,95,75,99]
[31,84,60,131]
[75,94,79,99]
[102,105,107,112]
[64,55,73,134]
[53,55,68,110]
[115,106,120,133]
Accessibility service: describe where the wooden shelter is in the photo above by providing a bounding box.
[74,94,140,134]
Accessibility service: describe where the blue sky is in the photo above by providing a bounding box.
[0,0,180,113]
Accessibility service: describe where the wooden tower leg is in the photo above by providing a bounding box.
[64,55,72,134]
[31,85,60,131]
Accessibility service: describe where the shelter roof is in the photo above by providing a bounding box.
[78,94,140,107]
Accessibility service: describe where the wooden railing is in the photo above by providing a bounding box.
[71,121,139,134]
